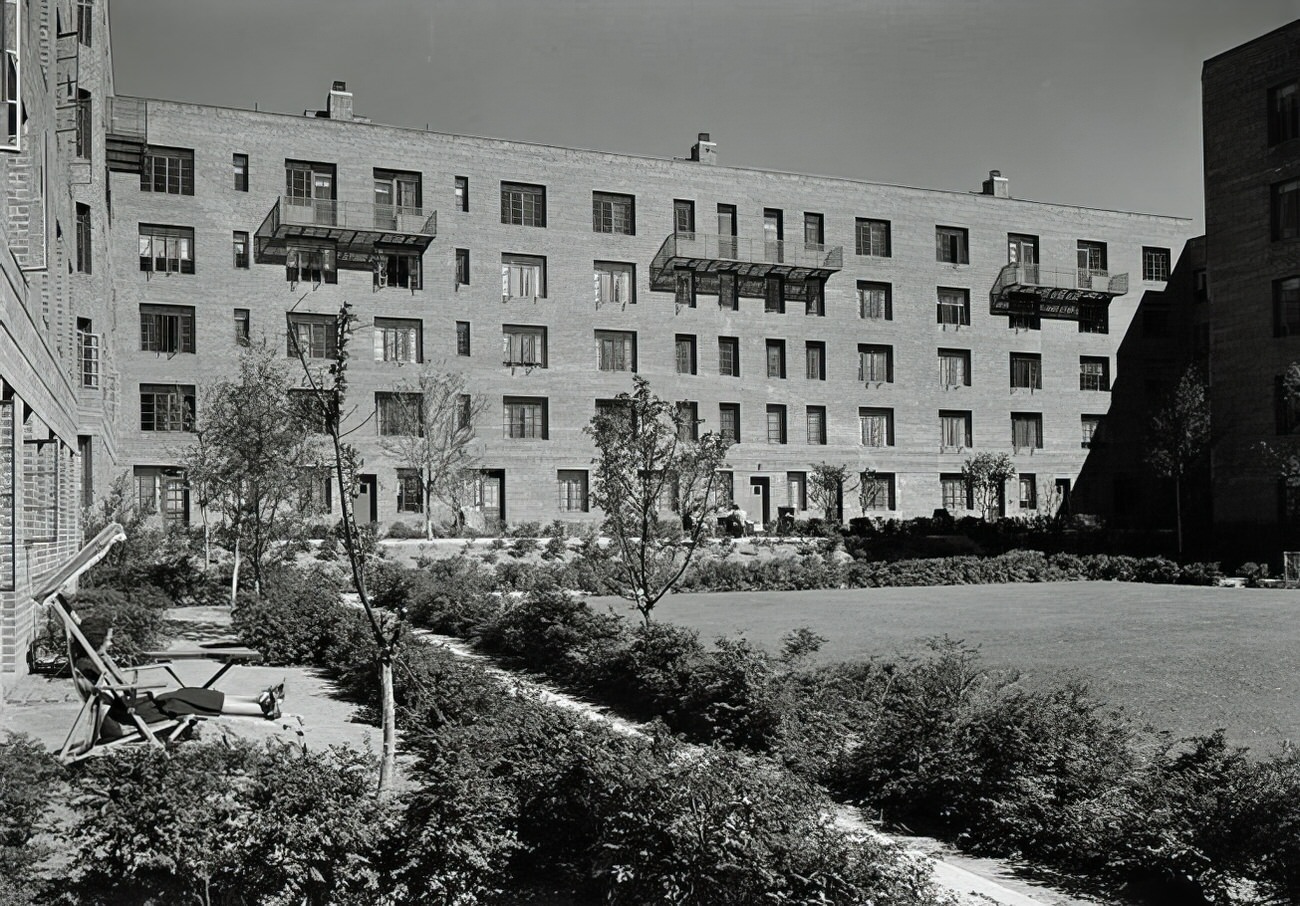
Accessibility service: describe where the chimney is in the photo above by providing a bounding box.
[690,132,717,165]
[981,169,1010,198]
[327,80,353,121]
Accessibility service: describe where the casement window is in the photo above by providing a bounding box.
[1010,353,1042,390]
[140,146,195,195]
[855,218,890,257]
[862,473,896,512]
[285,160,336,223]
[859,407,894,447]
[1078,303,1109,334]
[592,192,635,235]
[140,304,195,354]
[1012,413,1044,451]
[234,309,250,347]
[75,91,91,159]
[376,392,423,437]
[73,204,92,274]
[456,321,471,356]
[455,248,470,287]
[766,339,786,379]
[1077,240,1108,283]
[233,231,249,269]
[502,254,545,300]
[675,334,697,375]
[375,318,422,364]
[858,344,893,383]
[1081,414,1103,448]
[1008,233,1039,267]
[140,384,195,432]
[788,472,808,511]
[805,341,826,381]
[503,397,547,439]
[806,406,827,445]
[454,176,468,212]
[805,279,825,316]
[233,154,248,191]
[674,199,695,235]
[594,261,635,305]
[804,213,824,249]
[676,402,700,442]
[500,182,546,227]
[557,470,589,512]
[503,325,547,368]
[77,0,92,45]
[858,281,891,320]
[138,224,195,275]
[286,245,336,285]
[763,209,784,262]
[1009,312,1041,331]
[719,403,740,443]
[300,468,334,515]
[375,249,422,290]
[939,411,972,450]
[373,169,422,226]
[1142,246,1171,282]
[1276,276,1300,336]
[135,466,189,525]
[674,269,697,308]
[1019,474,1037,510]
[941,474,971,512]
[287,314,337,360]
[456,395,473,431]
[717,204,738,257]
[766,405,787,444]
[1270,81,1300,145]
[1079,357,1110,391]
[765,276,785,313]
[718,336,740,377]
[938,348,971,387]
[717,272,737,310]
[937,288,970,326]
[397,470,423,514]
[596,330,636,372]
[76,320,99,389]
[936,226,969,264]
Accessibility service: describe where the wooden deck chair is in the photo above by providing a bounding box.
[33,523,198,763]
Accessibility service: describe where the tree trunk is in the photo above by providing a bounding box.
[379,656,396,792]
[230,536,242,606]
[1175,474,1184,558]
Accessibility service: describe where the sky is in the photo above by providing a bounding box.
[109,0,1300,233]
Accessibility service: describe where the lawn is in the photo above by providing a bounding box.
[608,581,1300,755]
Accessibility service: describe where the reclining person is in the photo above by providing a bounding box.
[71,614,283,741]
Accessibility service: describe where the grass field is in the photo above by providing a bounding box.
[595,582,1300,755]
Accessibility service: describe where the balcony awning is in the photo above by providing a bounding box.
[989,263,1128,320]
[255,196,436,270]
[650,232,843,292]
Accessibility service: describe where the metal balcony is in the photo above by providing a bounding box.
[106,97,148,173]
[650,231,843,292]
[989,263,1129,320]
[255,196,436,270]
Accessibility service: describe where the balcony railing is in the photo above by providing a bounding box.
[990,262,1128,321]
[274,196,436,237]
[255,196,437,271]
[107,96,147,141]
[996,263,1128,297]
[655,231,843,271]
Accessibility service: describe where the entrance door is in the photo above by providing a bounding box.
[1055,478,1072,517]
[1008,234,1038,280]
[479,469,506,526]
[749,476,771,529]
[764,208,783,263]
[718,204,737,259]
[353,474,377,524]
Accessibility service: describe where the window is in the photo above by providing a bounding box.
[596,330,636,372]
[766,339,786,379]
[396,470,423,514]
[716,471,735,507]
[858,344,893,383]
[1270,81,1300,145]
[718,337,740,377]
[1142,247,1171,282]
[859,408,894,447]
[286,160,336,224]
[858,281,891,320]
[286,245,336,285]
[374,248,422,290]
[233,231,249,269]
[501,182,546,227]
[855,218,890,257]
[77,0,93,44]
[941,474,971,512]
[719,403,740,443]
[135,466,189,526]
[558,470,588,512]
[708,271,731,310]
[504,397,547,439]
[234,309,250,347]
[805,341,825,380]
[854,472,889,512]
[138,224,195,275]
[77,320,99,389]
[804,213,824,249]
[1275,179,1300,241]
[288,314,337,360]
[940,411,972,450]
[454,176,468,212]
[1277,277,1300,336]
[1007,233,1039,267]
[75,90,91,160]
[503,325,547,368]
[1279,375,1300,435]
[788,472,808,511]
[807,406,827,445]
[140,304,195,354]
[1012,413,1043,451]
[592,192,635,235]
[1009,312,1041,332]
[938,348,971,387]
[502,254,545,300]
[805,279,824,316]
[595,261,635,306]
[375,318,422,364]
[717,204,738,257]
[140,384,196,432]
[676,402,700,442]
[766,405,787,444]
[141,147,194,195]
[1080,356,1110,391]
[1077,240,1108,284]
[455,248,470,287]
[765,276,785,313]
[674,269,696,308]
[456,394,473,431]
[1078,304,1109,334]
[456,321,471,357]
[373,169,422,228]
[233,154,248,191]
[1019,474,1037,510]
[937,288,970,326]
[1195,269,1209,304]
[1010,353,1042,391]
[1081,414,1103,448]
[675,334,697,375]
[936,226,969,264]
[75,204,91,274]
[377,392,423,436]
[674,199,695,235]
[763,209,784,263]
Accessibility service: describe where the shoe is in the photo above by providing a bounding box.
[258,689,280,720]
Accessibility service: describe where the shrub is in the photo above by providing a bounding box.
[232,566,349,666]
[403,555,497,635]
[508,536,539,558]
[0,734,63,905]
[541,534,567,561]
[384,520,424,540]
[67,584,171,664]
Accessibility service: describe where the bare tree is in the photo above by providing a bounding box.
[378,366,487,540]
[1147,365,1211,556]
[585,376,732,625]
[809,462,855,523]
[857,466,884,516]
[961,452,1016,521]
